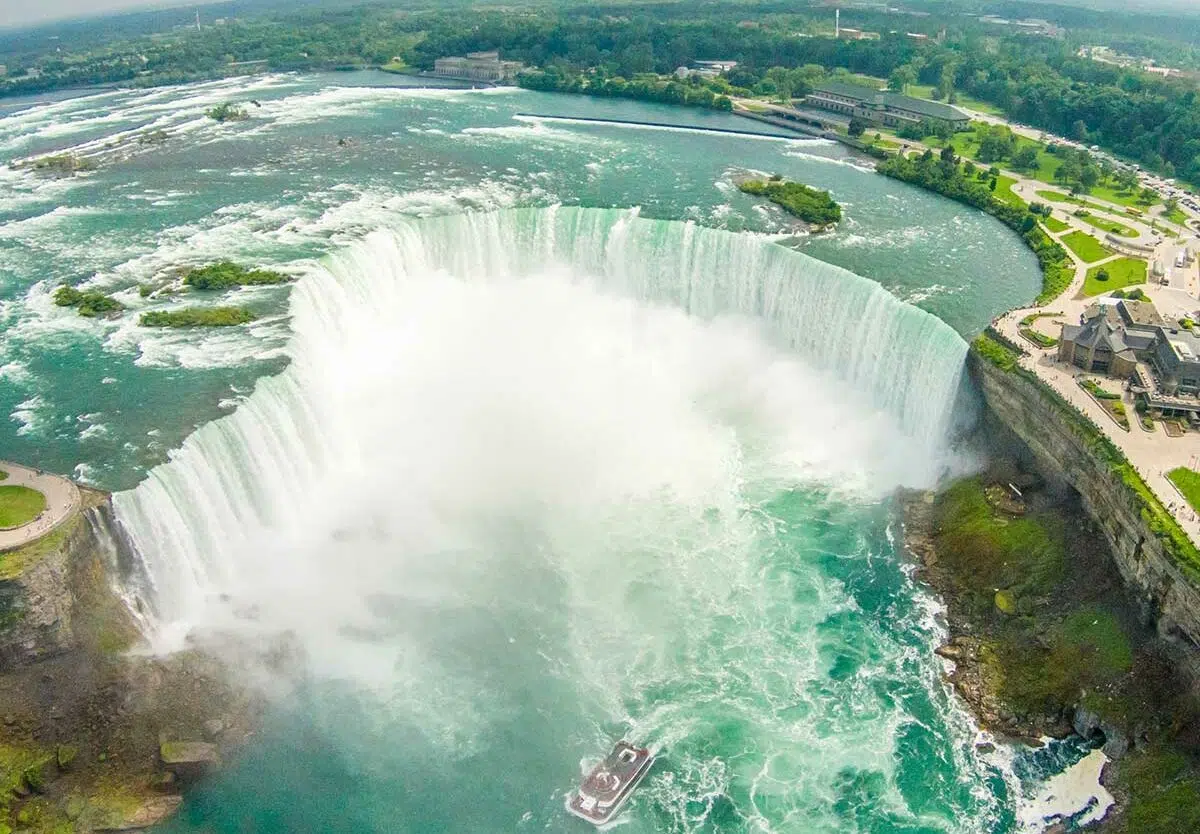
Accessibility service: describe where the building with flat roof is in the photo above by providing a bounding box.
[803,81,969,131]
[432,51,523,83]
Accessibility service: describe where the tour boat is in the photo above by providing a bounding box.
[566,741,654,825]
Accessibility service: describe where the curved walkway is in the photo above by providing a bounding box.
[0,462,81,552]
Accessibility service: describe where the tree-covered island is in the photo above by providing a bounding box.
[737,176,841,228]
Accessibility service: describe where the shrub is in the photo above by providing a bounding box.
[183,262,290,290]
[53,285,123,317]
[139,307,257,327]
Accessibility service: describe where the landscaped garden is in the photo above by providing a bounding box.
[1075,211,1137,238]
[0,486,46,528]
[1168,468,1200,513]
[1042,216,1069,233]
[1084,257,1148,296]
[1062,231,1113,263]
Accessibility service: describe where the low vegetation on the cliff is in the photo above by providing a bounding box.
[139,307,257,328]
[877,152,1072,303]
[738,177,842,226]
[0,486,46,529]
[183,262,289,291]
[53,286,124,318]
[973,332,1200,580]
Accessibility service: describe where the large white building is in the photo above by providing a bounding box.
[432,51,523,83]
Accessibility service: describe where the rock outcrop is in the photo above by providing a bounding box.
[969,351,1200,671]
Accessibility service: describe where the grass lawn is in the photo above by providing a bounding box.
[1165,207,1189,226]
[993,174,1026,209]
[1062,231,1113,263]
[1084,257,1148,296]
[1168,468,1200,512]
[1043,216,1070,233]
[1076,213,1137,238]
[0,485,46,528]
[1089,181,1158,209]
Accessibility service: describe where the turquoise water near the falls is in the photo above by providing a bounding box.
[0,71,1096,834]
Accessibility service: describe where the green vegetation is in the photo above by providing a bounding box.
[878,154,1072,303]
[52,285,124,318]
[24,153,95,176]
[1110,746,1200,834]
[1020,328,1057,348]
[1165,207,1190,226]
[0,486,45,529]
[1042,216,1069,233]
[991,174,1025,210]
[1081,379,1121,401]
[520,68,732,111]
[139,307,257,328]
[1075,210,1137,238]
[972,332,1200,581]
[737,177,841,226]
[1061,231,1112,263]
[935,479,1066,605]
[0,470,7,481]
[183,262,289,291]
[205,102,248,122]
[1085,257,1148,296]
[1167,468,1200,513]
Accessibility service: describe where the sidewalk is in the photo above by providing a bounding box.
[0,462,81,552]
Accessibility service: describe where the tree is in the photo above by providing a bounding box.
[1011,145,1039,172]
[940,145,957,164]
[1071,119,1089,142]
[848,117,868,138]
[888,65,917,93]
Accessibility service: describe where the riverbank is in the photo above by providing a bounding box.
[902,449,1200,830]
[0,481,263,833]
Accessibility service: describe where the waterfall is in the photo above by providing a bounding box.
[112,206,971,638]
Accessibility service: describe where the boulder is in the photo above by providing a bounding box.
[159,740,220,781]
[94,795,183,831]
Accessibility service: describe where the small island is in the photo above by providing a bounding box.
[183,262,290,291]
[205,103,248,123]
[737,176,842,229]
[140,307,258,328]
[53,285,124,318]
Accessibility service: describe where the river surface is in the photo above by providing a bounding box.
[0,71,1103,833]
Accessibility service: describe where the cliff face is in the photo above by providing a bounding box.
[969,352,1200,657]
[0,488,136,670]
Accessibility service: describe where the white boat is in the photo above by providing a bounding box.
[566,741,654,826]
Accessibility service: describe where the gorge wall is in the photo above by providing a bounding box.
[968,349,1200,661]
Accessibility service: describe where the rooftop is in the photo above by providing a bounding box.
[810,82,968,121]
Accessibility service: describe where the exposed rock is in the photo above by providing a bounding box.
[94,795,183,831]
[203,717,225,740]
[160,740,220,781]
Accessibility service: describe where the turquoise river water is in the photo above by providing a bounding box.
[0,71,1104,833]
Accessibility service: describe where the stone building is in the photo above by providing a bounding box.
[803,81,969,131]
[432,51,523,83]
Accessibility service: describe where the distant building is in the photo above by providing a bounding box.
[906,33,929,42]
[836,28,880,41]
[804,81,969,131]
[432,51,523,83]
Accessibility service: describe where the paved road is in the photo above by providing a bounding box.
[0,462,81,552]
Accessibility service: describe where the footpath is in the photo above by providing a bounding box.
[0,462,81,551]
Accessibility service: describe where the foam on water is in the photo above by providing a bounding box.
[102,207,1017,832]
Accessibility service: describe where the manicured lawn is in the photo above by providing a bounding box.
[1089,181,1158,209]
[1168,468,1200,512]
[993,174,1026,209]
[1165,207,1189,226]
[1042,216,1069,233]
[1076,213,1137,238]
[1084,257,1148,296]
[1062,231,1113,263]
[0,486,46,528]
[1038,189,1075,204]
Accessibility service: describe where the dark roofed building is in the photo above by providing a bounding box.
[1058,315,1138,378]
[804,82,970,131]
